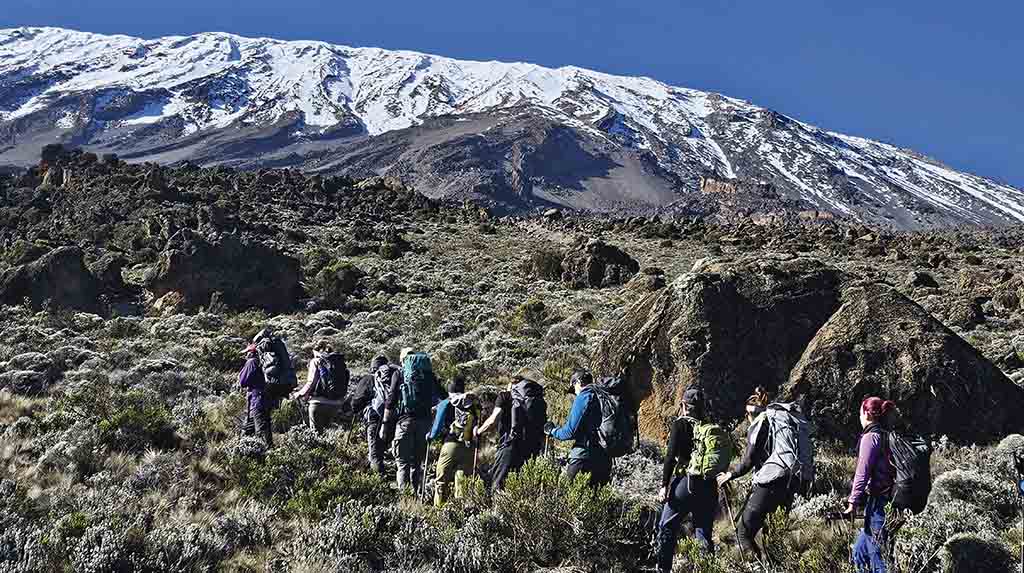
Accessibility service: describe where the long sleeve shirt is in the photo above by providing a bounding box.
[551,387,603,458]
[730,414,771,479]
[662,418,695,488]
[849,424,895,506]
[238,357,265,391]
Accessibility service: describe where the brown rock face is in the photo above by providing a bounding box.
[596,254,1024,444]
[784,283,1024,444]
[593,254,846,439]
[145,229,301,313]
[0,246,103,311]
[560,238,639,289]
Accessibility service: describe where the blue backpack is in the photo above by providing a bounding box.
[399,353,435,416]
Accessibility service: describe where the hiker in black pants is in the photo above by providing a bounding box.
[476,376,547,490]
[349,355,390,477]
[717,392,815,560]
[656,389,733,573]
[544,370,610,488]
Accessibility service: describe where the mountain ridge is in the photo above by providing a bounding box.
[2,26,1023,229]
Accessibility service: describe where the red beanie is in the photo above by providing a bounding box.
[861,397,897,421]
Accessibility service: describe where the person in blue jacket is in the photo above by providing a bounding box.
[544,370,610,488]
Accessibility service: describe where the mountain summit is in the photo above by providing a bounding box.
[2,27,1023,228]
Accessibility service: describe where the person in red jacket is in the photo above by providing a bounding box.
[843,397,898,573]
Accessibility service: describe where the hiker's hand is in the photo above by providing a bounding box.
[716,472,732,487]
[659,486,668,502]
[841,503,855,516]
[543,422,555,436]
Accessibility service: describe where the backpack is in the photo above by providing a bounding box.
[254,330,297,400]
[592,377,638,458]
[398,353,435,416]
[509,380,548,455]
[686,419,733,479]
[752,403,815,491]
[447,393,479,443]
[887,431,932,514]
[313,353,350,401]
[367,364,396,422]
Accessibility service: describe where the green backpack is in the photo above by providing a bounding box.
[685,420,734,480]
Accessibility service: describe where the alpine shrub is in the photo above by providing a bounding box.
[938,533,1015,573]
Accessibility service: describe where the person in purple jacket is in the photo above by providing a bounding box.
[842,397,898,572]
[239,343,275,447]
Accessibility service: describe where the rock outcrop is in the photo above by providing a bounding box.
[784,283,1024,443]
[145,230,301,312]
[0,246,104,311]
[597,253,1024,443]
[561,238,639,289]
[593,254,846,438]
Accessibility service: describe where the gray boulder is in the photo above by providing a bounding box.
[0,247,104,311]
[560,238,639,289]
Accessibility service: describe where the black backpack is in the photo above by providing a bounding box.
[592,377,638,458]
[887,430,932,514]
[367,364,397,422]
[313,353,350,401]
[254,330,297,400]
[509,380,547,455]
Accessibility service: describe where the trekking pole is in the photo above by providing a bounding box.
[721,483,746,560]
[421,442,431,504]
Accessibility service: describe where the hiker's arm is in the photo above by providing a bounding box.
[550,393,590,441]
[294,360,317,398]
[661,421,684,489]
[427,401,449,441]
[476,405,503,437]
[238,359,258,389]
[848,433,879,507]
[728,416,769,480]
[382,371,402,424]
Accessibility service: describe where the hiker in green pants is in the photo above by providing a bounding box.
[428,379,480,506]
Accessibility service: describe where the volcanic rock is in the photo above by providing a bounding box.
[784,283,1024,443]
[593,254,846,438]
[560,238,639,289]
[0,246,104,311]
[145,229,301,312]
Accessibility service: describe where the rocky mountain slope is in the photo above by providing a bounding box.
[3,27,1024,229]
[2,149,1024,571]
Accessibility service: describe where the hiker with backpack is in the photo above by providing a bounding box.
[717,392,816,560]
[543,370,613,488]
[656,388,734,573]
[291,339,350,432]
[428,379,481,506]
[239,330,296,447]
[843,397,898,573]
[476,376,548,490]
[380,348,447,491]
[356,355,393,477]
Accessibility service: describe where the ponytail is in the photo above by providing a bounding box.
[861,397,899,428]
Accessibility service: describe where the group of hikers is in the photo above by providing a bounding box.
[237,329,931,573]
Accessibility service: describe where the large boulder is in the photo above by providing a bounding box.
[784,283,1024,443]
[596,252,1024,444]
[145,229,301,312]
[561,238,639,289]
[0,246,104,311]
[593,254,846,439]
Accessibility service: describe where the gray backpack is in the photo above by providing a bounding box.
[752,402,815,489]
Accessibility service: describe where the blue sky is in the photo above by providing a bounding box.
[3,0,1022,189]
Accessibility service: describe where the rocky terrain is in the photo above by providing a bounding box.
[1,147,1024,571]
[3,27,1024,229]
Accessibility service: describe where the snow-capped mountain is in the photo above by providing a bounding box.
[2,27,1023,228]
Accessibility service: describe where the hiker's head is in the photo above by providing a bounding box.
[745,386,771,422]
[370,354,388,370]
[399,347,414,364]
[312,339,331,356]
[570,370,593,395]
[448,377,466,395]
[860,397,898,429]
[682,388,706,419]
